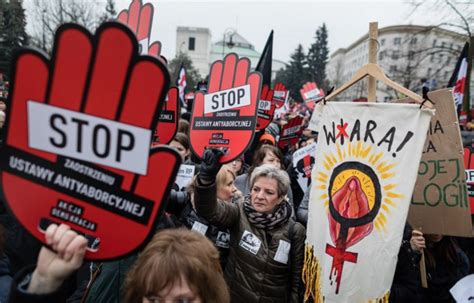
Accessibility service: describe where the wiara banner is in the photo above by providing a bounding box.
[304,102,432,302]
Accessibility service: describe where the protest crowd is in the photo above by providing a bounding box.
[0,1,473,302]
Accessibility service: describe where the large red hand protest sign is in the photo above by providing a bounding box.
[0,23,181,260]
[189,53,262,163]
[256,85,276,130]
[118,0,161,56]
[153,87,179,146]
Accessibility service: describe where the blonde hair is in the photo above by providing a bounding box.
[124,229,230,303]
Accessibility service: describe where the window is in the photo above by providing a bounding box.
[408,51,414,60]
[381,38,386,46]
[430,54,435,63]
[449,43,453,49]
[389,65,397,73]
[427,68,432,77]
[188,37,195,51]
[410,37,417,45]
[447,56,451,65]
[438,54,444,63]
[394,37,401,45]
[378,51,384,60]
[441,41,446,48]
[432,39,437,47]
[392,50,400,60]
[444,71,449,80]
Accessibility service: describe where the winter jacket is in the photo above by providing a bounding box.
[167,190,231,269]
[0,254,12,303]
[389,225,422,303]
[194,179,306,303]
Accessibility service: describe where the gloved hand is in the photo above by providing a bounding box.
[199,148,224,184]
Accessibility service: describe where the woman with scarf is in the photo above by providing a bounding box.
[194,149,306,303]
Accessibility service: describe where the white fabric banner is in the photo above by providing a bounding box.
[304,102,433,302]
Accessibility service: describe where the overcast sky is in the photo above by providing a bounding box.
[26,0,446,62]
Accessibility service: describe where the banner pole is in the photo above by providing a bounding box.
[368,22,378,102]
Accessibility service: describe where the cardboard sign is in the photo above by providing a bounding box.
[174,164,195,191]
[463,148,474,214]
[278,116,304,149]
[153,87,179,145]
[401,89,473,237]
[189,53,262,163]
[256,85,276,130]
[292,143,316,193]
[304,102,432,302]
[273,82,288,109]
[117,0,162,56]
[0,23,181,261]
[300,82,324,110]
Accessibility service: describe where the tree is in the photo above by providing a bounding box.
[28,0,106,52]
[408,0,472,115]
[282,44,308,102]
[306,23,329,90]
[168,52,202,93]
[99,0,117,24]
[0,0,28,79]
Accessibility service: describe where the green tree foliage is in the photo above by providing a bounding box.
[275,44,308,102]
[306,23,329,90]
[168,52,202,93]
[0,0,28,79]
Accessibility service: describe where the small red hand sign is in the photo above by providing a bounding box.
[0,23,181,260]
[153,87,179,146]
[300,82,324,110]
[278,116,304,149]
[117,0,162,56]
[273,82,288,109]
[189,53,262,163]
[256,85,276,130]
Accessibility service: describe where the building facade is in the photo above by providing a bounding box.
[326,25,470,103]
[176,26,286,80]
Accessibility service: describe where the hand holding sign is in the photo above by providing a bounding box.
[190,53,262,163]
[0,22,181,260]
[117,0,162,56]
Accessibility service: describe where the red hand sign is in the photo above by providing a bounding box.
[153,86,179,146]
[278,115,304,149]
[189,53,262,163]
[256,85,276,130]
[273,82,288,109]
[300,82,324,110]
[117,0,162,56]
[0,23,181,260]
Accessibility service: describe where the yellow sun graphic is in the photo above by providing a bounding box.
[314,141,404,233]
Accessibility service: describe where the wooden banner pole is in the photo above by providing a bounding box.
[368,22,378,102]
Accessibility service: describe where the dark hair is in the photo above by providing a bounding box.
[124,229,230,303]
[425,235,463,275]
[172,132,190,151]
[248,145,285,177]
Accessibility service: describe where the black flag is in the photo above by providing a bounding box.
[256,30,273,87]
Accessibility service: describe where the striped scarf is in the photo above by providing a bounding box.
[243,196,291,230]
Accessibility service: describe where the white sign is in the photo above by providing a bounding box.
[274,90,286,98]
[258,100,272,111]
[27,101,151,175]
[308,102,324,131]
[174,164,195,190]
[204,85,251,114]
[304,89,321,100]
[465,169,474,183]
[292,143,317,193]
